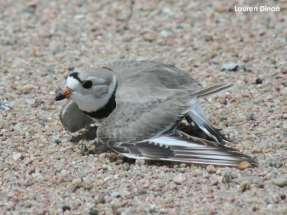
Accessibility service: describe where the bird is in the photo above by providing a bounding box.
[55,60,256,167]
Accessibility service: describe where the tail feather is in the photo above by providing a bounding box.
[192,83,233,98]
[187,98,230,145]
[183,83,233,145]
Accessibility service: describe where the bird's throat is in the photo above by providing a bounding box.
[83,93,116,119]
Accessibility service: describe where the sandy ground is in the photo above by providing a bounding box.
[0,0,286,214]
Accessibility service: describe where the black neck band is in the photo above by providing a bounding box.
[83,85,117,119]
[84,94,116,119]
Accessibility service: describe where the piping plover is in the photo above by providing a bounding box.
[55,61,256,167]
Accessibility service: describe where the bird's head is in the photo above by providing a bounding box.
[55,67,117,113]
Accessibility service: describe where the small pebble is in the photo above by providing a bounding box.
[62,205,71,212]
[240,181,251,192]
[255,78,263,84]
[267,159,283,168]
[89,207,99,215]
[18,84,33,94]
[215,4,227,13]
[95,193,106,204]
[142,31,157,42]
[53,138,61,145]
[206,165,216,174]
[272,177,287,188]
[210,175,219,186]
[160,29,173,38]
[247,113,256,121]
[12,152,24,161]
[221,63,240,72]
[68,66,75,71]
[161,7,174,17]
[25,0,38,13]
[222,171,236,184]
[173,174,186,185]
[71,181,82,192]
[110,192,121,198]
[239,161,252,170]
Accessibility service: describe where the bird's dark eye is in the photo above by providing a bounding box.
[82,80,93,89]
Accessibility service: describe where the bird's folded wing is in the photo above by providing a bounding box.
[115,133,256,167]
[99,84,232,145]
[97,95,187,144]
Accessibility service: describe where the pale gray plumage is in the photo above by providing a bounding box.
[60,101,93,133]
[56,60,256,167]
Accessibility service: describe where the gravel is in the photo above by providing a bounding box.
[1,0,286,214]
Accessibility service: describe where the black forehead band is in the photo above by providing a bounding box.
[69,72,83,83]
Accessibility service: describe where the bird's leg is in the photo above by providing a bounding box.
[92,138,109,154]
[78,137,109,155]
[170,114,186,135]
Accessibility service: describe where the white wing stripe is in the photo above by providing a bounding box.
[149,136,205,148]
[174,153,241,161]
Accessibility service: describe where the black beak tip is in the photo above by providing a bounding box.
[55,92,65,101]
[55,94,65,101]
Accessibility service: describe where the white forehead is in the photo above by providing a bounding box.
[66,76,81,90]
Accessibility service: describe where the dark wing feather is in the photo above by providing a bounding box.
[114,131,256,167]
[186,98,231,145]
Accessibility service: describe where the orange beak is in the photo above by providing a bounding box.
[55,87,72,101]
